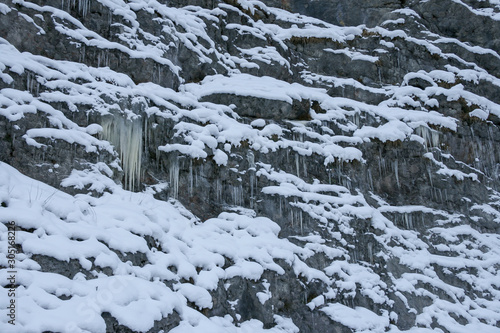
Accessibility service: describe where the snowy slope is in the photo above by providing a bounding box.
[1,0,500,332]
[1,160,499,332]
[0,161,303,332]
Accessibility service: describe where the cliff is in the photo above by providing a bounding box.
[0,0,500,332]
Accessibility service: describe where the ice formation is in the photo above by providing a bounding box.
[0,0,500,332]
[101,115,143,191]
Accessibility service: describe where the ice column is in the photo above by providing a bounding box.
[416,125,440,149]
[101,115,143,191]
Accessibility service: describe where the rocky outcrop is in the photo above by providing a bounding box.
[1,0,500,332]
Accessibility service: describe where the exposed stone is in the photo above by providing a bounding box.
[1,0,500,332]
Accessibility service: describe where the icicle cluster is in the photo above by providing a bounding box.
[101,116,143,191]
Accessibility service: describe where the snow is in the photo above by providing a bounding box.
[424,152,479,181]
[0,3,11,15]
[256,280,272,305]
[0,162,304,332]
[2,143,496,332]
[354,120,414,142]
[324,48,379,63]
[239,46,292,71]
[321,303,390,332]
[1,0,500,332]
[393,8,421,18]
[306,295,324,310]
[1,0,487,173]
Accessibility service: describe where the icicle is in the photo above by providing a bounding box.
[81,45,86,64]
[247,152,255,168]
[279,197,282,218]
[351,237,358,263]
[367,242,373,265]
[254,169,258,202]
[403,213,413,229]
[196,164,201,190]
[295,154,300,177]
[302,157,307,178]
[352,113,360,127]
[155,148,161,169]
[169,159,179,199]
[216,178,222,203]
[101,116,143,191]
[248,152,255,208]
[239,184,243,206]
[416,125,440,149]
[378,157,383,177]
[368,169,374,190]
[26,72,40,96]
[231,185,243,206]
[26,72,31,93]
[188,159,193,197]
[143,116,149,155]
[78,0,89,18]
[427,166,434,188]
[394,160,400,188]
[299,209,303,235]
[337,162,342,183]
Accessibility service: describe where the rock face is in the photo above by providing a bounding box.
[1,0,500,332]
